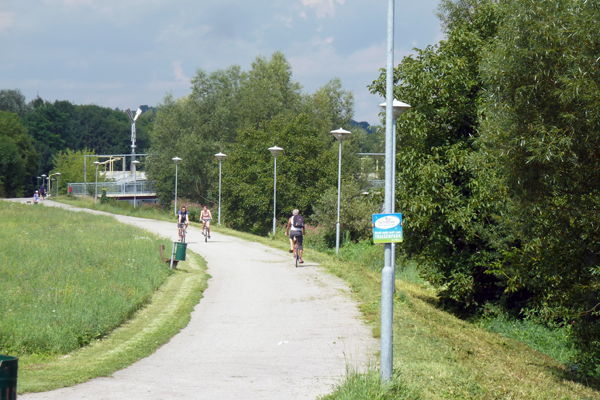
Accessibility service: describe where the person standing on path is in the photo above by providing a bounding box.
[286,209,306,263]
[39,184,46,200]
[33,191,39,204]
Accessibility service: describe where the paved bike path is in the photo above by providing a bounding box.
[21,201,376,399]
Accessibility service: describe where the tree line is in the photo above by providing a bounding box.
[369,0,600,375]
[0,90,154,197]
[146,51,380,235]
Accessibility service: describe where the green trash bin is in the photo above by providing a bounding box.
[175,242,187,261]
[0,355,18,400]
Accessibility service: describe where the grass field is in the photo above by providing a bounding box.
[0,200,209,393]
[0,200,173,356]
[50,196,600,399]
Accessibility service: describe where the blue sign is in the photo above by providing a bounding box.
[372,213,403,243]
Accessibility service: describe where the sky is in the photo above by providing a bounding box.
[0,0,444,126]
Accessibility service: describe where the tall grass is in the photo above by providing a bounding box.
[0,201,172,355]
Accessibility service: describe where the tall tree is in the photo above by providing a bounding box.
[369,0,503,309]
[222,112,338,233]
[0,111,38,197]
[479,0,600,373]
[0,89,33,118]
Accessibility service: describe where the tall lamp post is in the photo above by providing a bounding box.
[172,157,181,217]
[268,146,283,236]
[55,173,61,197]
[131,160,140,208]
[94,161,101,205]
[331,128,351,254]
[41,174,46,198]
[125,108,143,174]
[214,153,227,225]
[36,176,41,188]
[380,0,412,383]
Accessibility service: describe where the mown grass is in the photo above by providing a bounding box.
[50,197,600,398]
[18,251,208,393]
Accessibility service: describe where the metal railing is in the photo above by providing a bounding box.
[69,181,156,196]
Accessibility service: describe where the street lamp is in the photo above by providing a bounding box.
[331,128,351,255]
[41,174,46,198]
[268,146,283,236]
[125,107,143,174]
[131,160,140,208]
[214,152,227,225]
[36,176,41,188]
[380,0,413,383]
[172,157,181,217]
[55,173,61,197]
[94,161,101,205]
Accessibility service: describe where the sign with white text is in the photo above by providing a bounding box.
[372,213,403,243]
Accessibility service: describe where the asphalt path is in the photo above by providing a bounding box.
[18,200,376,399]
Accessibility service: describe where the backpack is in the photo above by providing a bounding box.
[293,215,305,228]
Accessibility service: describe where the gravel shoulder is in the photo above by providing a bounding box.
[18,200,376,400]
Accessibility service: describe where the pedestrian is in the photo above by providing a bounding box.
[33,190,39,204]
[39,184,46,200]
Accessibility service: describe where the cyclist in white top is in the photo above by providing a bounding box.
[200,205,213,239]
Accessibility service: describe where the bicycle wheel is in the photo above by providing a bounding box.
[181,227,186,243]
[204,226,208,242]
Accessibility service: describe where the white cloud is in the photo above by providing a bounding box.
[300,0,346,18]
[172,60,189,82]
[0,12,14,31]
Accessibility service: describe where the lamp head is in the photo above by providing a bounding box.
[214,152,227,161]
[379,99,411,120]
[268,146,283,157]
[331,127,351,141]
[172,157,182,164]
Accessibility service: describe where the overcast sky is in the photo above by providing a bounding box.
[1,0,443,125]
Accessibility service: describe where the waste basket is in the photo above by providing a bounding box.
[0,355,18,400]
[175,242,187,261]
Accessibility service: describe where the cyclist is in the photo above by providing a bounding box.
[200,205,212,239]
[177,206,189,241]
[285,209,306,264]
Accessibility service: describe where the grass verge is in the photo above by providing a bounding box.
[18,250,208,394]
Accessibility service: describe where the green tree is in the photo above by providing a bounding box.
[50,149,102,195]
[221,112,338,234]
[479,0,600,373]
[0,89,32,118]
[369,0,503,308]
[312,181,380,243]
[0,111,38,197]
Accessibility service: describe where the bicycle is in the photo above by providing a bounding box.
[293,236,300,268]
[202,218,212,242]
[178,223,187,243]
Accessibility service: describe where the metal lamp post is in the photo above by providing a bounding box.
[131,160,140,208]
[380,0,413,383]
[93,161,101,205]
[41,174,46,199]
[172,157,181,217]
[331,128,352,255]
[268,146,283,236]
[36,176,41,188]
[55,173,61,197]
[215,153,227,225]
